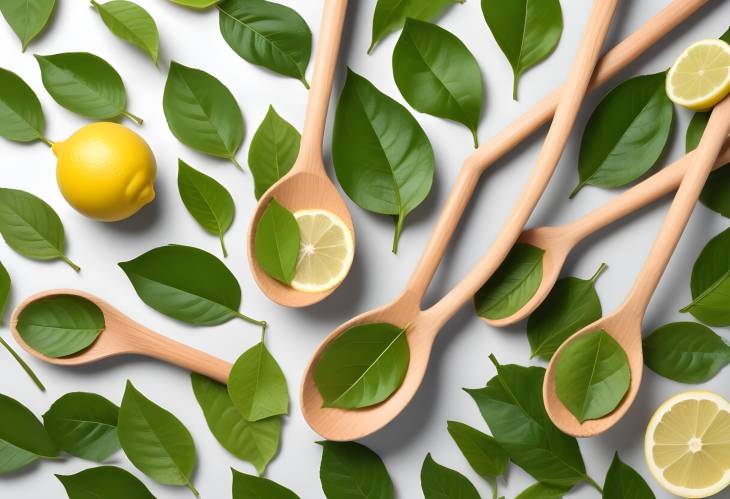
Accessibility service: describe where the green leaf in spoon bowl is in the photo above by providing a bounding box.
[0,0,56,51]
[248,106,300,199]
[232,468,300,499]
[0,68,49,144]
[56,466,155,499]
[91,0,160,64]
[318,441,394,499]
[227,341,288,421]
[681,227,730,327]
[0,393,58,474]
[602,452,656,499]
[421,453,480,499]
[254,199,300,285]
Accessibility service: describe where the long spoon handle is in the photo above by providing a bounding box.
[404,0,710,300]
[622,97,730,317]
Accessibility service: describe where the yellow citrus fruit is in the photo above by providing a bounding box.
[666,39,730,111]
[52,122,156,222]
[644,390,730,498]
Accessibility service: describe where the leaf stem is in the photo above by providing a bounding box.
[39,136,54,147]
[89,0,100,8]
[392,212,405,254]
[219,234,228,258]
[185,480,200,498]
[60,255,81,273]
[122,110,144,126]
[589,263,609,284]
[0,336,45,391]
[229,155,244,172]
[512,73,519,101]
[235,311,268,332]
[300,76,310,89]
[470,128,479,149]
[585,474,604,494]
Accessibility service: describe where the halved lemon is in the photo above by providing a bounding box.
[666,39,730,111]
[290,209,354,293]
[644,391,730,498]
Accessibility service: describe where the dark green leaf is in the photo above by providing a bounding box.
[248,105,300,199]
[603,453,655,499]
[643,322,730,383]
[420,453,479,499]
[555,330,630,423]
[393,19,483,147]
[218,0,311,87]
[228,341,288,421]
[0,0,55,51]
[254,199,300,284]
[332,69,434,253]
[56,465,155,499]
[232,468,299,499]
[0,261,8,322]
[686,111,710,153]
[314,323,409,409]
[92,0,159,64]
[516,482,570,498]
[681,227,730,326]
[447,420,508,482]
[177,160,235,258]
[0,67,47,143]
[571,72,673,197]
[686,111,730,218]
[16,294,105,358]
[481,0,562,100]
[0,392,58,474]
[43,392,120,462]
[465,355,587,488]
[191,373,280,474]
[318,441,394,499]
[474,243,544,320]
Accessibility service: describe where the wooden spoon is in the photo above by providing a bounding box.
[544,95,730,437]
[485,139,730,327]
[10,289,231,384]
[247,0,354,308]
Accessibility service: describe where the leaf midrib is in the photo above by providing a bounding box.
[686,269,730,311]
[0,201,62,256]
[40,56,120,112]
[0,98,44,138]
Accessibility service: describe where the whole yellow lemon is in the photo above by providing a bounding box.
[52,122,157,222]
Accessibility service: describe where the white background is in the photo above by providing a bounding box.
[1,0,730,498]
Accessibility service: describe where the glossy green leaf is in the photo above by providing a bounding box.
[248,106,300,199]
[515,482,570,499]
[177,160,235,258]
[318,441,394,499]
[169,0,219,8]
[474,243,544,320]
[527,264,607,360]
[332,69,434,253]
[118,381,198,495]
[314,323,409,409]
[0,67,48,143]
[393,19,483,147]
[571,72,673,197]
[686,111,730,218]
[254,199,300,285]
[0,188,79,271]
[56,465,155,499]
[465,355,588,488]
[681,227,730,326]
[163,61,244,168]
[603,453,655,499]
[92,0,159,64]
[218,0,311,87]
[555,330,630,423]
[16,294,105,358]
[0,393,58,474]
[643,322,730,384]
[232,468,299,499]
[191,373,281,474]
[0,0,55,51]
[481,0,562,100]
[43,392,120,462]
[446,420,508,484]
[420,453,479,499]
[0,261,8,322]
[228,341,288,421]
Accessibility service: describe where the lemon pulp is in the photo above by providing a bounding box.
[666,39,730,111]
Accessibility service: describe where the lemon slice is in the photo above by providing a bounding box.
[290,209,354,293]
[666,39,730,111]
[644,391,730,498]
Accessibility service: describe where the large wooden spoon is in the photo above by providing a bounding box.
[247,0,354,308]
[544,95,730,437]
[10,289,231,383]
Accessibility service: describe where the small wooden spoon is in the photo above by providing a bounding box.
[485,139,730,327]
[10,289,231,384]
[544,95,730,437]
[247,0,354,308]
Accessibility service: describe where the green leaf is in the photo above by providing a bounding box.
[393,19,483,147]
[643,322,730,384]
[34,52,141,125]
[118,381,198,495]
[369,0,460,54]
[177,160,235,258]
[681,227,730,326]
[313,323,409,409]
[163,61,244,169]
[686,111,730,218]
[0,67,48,143]
[686,111,710,153]
[571,72,673,197]
[527,264,607,360]
[0,335,46,391]
[603,453,655,499]
[481,0,562,100]
[420,453,480,499]
[332,69,434,253]
[218,0,312,87]
[43,392,120,462]
[0,261,8,322]
[232,468,300,499]
[465,356,587,488]
[248,105,300,199]
[474,243,544,320]
[446,421,508,483]
[515,482,571,499]
[169,0,219,8]
[318,441,394,499]
[0,188,79,271]
[0,392,58,474]
[16,294,105,358]
[228,341,288,422]
[254,199,300,285]
[91,0,159,64]
[0,0,55,51]
[56,465,155,499]
[191,373,281,474]
[555,330,630,423]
